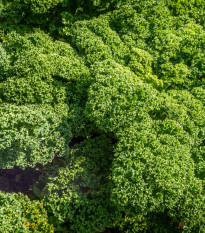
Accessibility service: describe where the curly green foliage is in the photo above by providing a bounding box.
[110,2,205,90]
[1,30,94,139]
[0,191,54,233]
[3,31,89,80]
[190,87,205,180]
[3,0,126,15]
[167,89,205,182]
[117,214,147,233]
[1,31,89,105]
[85,59,160,133]
[0,44,9,80]
[127,48,163,88]
[0,0,204,232]
[176,23,205,82]
[71,21,113,65]
[85,16,129,64]
[127,48,153,76]
[111,4,151,49]
[42,136,121,232]
[1,76,67,105]
[67,104,96,138]
[0,192,28,232]
[111,120,205,231]
[68,15,130,66]
[20,0,64,14]
[111,119,194,208]
[16,194,55,232]
[111,91,204,231]
[148,23,205,89]
[191,86,205,105]
[2,0,63,15]
[65,72,96,138]
[0,0,124,35]
[0,104,71,169]
[164,0,205,26]
[167,89,205,139]
[168,178,205,232]
[85,59,205,231]
[65,1,205,91]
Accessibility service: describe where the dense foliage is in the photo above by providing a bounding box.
[0,0,204,232]
[0,191,54,232]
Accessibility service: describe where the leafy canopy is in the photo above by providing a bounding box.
[0,0,204,232]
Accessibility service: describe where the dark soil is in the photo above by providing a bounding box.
[69,136,85,148]
[0,162,122,233]
[0,164,43,195]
